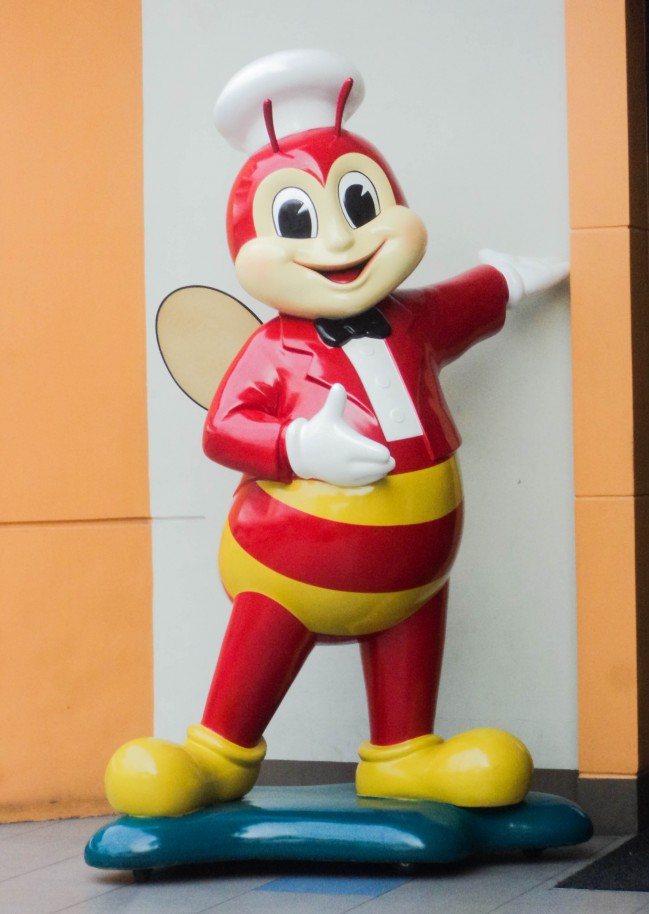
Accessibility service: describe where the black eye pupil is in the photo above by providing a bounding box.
[343,184,378,227]
[277,200,313,238]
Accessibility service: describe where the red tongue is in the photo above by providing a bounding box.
[322,264,364,284]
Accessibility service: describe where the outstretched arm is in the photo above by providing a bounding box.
[478,249,569,307]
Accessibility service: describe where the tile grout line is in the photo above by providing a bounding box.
[0,823,52,841]
[0,853,103,886]
[50,882,130,914]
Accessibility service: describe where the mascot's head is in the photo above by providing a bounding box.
[214,49,427,320]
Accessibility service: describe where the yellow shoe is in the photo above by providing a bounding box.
[356,728,533,807]
[105,725,266,817]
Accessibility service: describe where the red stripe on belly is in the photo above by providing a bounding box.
[228,483,463,593]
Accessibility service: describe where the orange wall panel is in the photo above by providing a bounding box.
[565,0,631,229]
[566,0,649,782]
[575,496,639,775]
[570,228,635,498]
[0,1,149,523]
[0,522,153,821]
[0,2,152,821]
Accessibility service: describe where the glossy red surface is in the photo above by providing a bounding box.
[200,266,507,747]
[229,479,462,592]
[202,269,507,480]
[226,127,407,258]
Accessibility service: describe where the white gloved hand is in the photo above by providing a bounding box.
[479,249,569,307]
[286,383,395,487]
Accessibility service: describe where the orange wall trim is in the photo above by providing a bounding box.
[575,496,640,775]
[0,2,152,821]
[566,0,649,782]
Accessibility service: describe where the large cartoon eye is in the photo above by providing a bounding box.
[338,171,380,228]
[272,187,318,239]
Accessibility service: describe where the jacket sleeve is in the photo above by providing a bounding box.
[401,265,509,366]
[202,321,294,482]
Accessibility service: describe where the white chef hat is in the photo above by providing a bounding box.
[214,49,365,154]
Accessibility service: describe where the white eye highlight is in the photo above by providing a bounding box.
[272,187,318,238]
[338,171,380,228]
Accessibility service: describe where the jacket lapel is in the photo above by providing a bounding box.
[278,313,369,409]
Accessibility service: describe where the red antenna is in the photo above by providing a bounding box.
[263,98,280,152]
[335,77,354,136]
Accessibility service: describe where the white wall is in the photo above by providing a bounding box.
[143,0,576,769]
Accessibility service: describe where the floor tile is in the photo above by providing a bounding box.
[199,887,374,913]
[0,820,50,841]
[497,886,649,913]
[347,873,512,912]
[0,856,117,914]
[64,871,276,913]
[335,844,623,913]
[256,874,408,896]
[0,816,113,878]
[6,848,277,914]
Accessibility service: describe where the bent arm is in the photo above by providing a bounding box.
[203,326,293,482]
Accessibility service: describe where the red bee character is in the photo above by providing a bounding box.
[106,50,566,817]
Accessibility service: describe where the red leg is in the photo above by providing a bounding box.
[359,584,448,745]
[202,592,316,747]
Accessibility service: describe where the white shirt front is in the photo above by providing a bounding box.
[343,337,423,442]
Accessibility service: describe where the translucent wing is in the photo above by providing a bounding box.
[156,286,261,409]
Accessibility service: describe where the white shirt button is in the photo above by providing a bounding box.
[375,375,391,389]
[390,408,406,424]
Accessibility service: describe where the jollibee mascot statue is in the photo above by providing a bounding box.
[106,50,568,817]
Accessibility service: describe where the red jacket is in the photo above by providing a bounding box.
[203,265,508,480]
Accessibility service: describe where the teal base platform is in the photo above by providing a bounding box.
[85,784,593,880]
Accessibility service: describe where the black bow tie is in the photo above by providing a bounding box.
[315,307,391,347]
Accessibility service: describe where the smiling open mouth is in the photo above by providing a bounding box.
[316,256,371,284]
[300,245,384,285]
